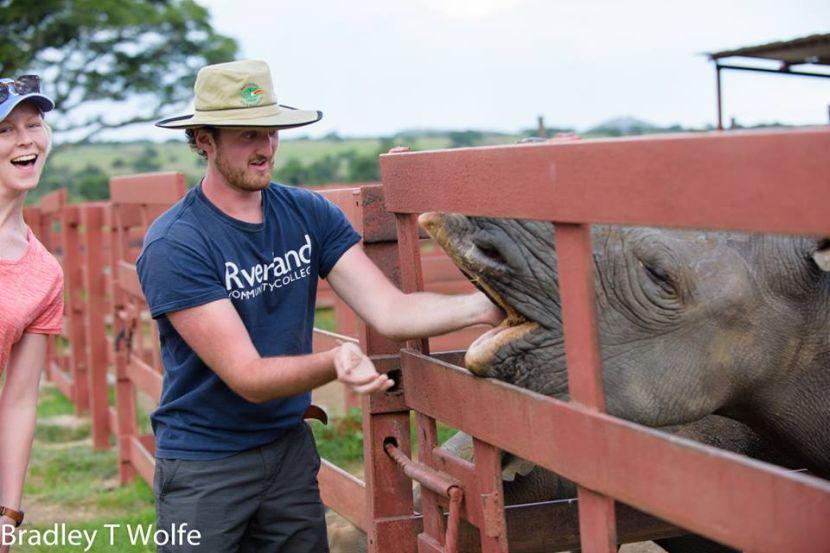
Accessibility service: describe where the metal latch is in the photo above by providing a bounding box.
[384,440,464,553]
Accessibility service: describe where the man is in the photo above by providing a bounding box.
[138,60,502,552]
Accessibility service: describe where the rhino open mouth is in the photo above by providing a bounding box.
[458,266,540,373]
[419,213,541,374]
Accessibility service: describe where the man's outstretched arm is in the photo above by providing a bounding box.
[327,244,504,342]
[166,299,393,404]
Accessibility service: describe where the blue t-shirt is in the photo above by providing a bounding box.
[136,183,360,460]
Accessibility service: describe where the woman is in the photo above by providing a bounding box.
[0,75,61,547]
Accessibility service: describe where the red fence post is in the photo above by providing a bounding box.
[63,204,89,413]
[555,223,617,553]
[352,187,419,553]
[81,203,110,449]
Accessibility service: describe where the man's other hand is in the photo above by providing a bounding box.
[334,343,394,395]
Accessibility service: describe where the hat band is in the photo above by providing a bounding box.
[191,102,282,120]
[194,101,279,112]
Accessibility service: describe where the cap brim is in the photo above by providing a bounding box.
[156,104,322,129]
[0,93,55,122]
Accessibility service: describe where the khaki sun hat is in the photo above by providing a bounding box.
[156,59,322,129]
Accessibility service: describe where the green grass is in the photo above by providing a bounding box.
[18,384,157,552]
[35,386,76,418]
[314,307,336,332]
[311,408,365,470]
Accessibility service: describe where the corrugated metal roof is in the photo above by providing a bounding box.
[708,33,830,66]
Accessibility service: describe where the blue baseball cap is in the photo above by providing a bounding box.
[0,76,55,122]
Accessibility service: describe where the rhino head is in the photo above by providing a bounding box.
[420,213,830,476]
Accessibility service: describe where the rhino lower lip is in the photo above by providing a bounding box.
[466,320,539,374]
[456,258,540,373]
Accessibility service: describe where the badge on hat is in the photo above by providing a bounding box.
[240,83,264,107]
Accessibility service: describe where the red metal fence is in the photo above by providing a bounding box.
[22,126,830,552]
[362,127,830,552]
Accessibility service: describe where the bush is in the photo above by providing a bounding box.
[76,164,109,200]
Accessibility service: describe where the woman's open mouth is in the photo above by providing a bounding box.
[11,153,38,169]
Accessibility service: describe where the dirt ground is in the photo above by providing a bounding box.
[316,382,667,553]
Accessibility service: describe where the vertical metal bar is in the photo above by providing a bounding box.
[473,438,509,553]
[416,413,445,545]
[394,213,428,354]
[394,211,442,552]
[341,190,363,411]
[577,489,618,553]
[554,223,606,410]
[361,203,415,553]
[62,205,88,413]
[444,487,464,553]
[554,222,617,553]
[715,64,723,131]
[111,203,137,484]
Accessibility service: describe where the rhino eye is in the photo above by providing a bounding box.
[640,260,675,293]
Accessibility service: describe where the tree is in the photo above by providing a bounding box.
[448,130,483,148]
[0,0,238,142]
[75,163,109,200]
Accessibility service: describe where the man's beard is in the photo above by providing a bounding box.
[215,148,274,192]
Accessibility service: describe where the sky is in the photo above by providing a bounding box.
[106,0,829,141]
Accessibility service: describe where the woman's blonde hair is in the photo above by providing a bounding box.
[42,116,52,158]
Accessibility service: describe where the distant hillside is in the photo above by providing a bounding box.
[591,116,658,132]
[586,116,685,136]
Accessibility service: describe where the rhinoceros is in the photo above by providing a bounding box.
[420,213,830,480]
[331,215,828,553]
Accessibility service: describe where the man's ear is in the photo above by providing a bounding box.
[812,238,830,272]
[194,128,217,157]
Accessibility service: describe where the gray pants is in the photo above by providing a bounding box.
[154,423,329,552]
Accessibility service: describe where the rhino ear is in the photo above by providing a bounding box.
[812,239,830,272]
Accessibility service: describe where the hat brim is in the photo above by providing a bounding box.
[0,93,55,122]
[156,103,322,129]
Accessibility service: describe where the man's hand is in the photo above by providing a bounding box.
[334,343,394,395]
[472,291,506,327]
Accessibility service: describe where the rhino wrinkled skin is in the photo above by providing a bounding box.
[420,213,830,478]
